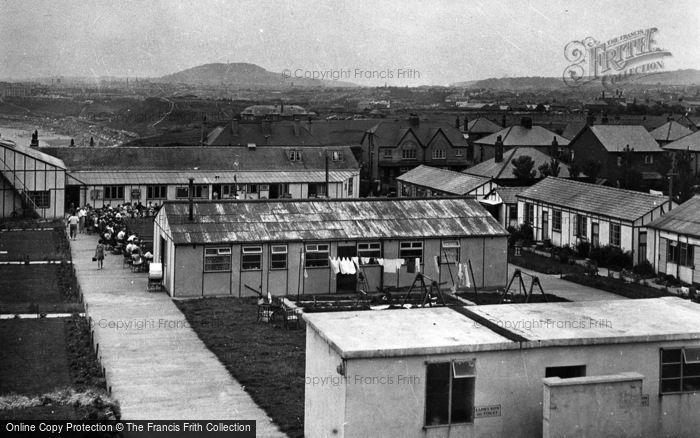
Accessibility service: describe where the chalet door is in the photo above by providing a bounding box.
[591,223,599,247]
[541,211,549,241]
[638,231,647,264]
[336,244,357,293]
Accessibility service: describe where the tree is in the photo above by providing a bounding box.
[673,149,698,203]
[535,103,547,113]
[582,160,602,182]
[538,158,561,177]
[89,137,95,147]
[511,155,536,182]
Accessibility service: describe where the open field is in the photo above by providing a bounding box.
[0,229,71,262]
[176,297,305,438]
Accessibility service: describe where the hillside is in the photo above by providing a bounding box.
[157,62,358,88]
[451,69,700,90]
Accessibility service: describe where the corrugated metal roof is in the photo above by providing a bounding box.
[588,125,662,152]
[663,129,700,152]
[396,165,492,195]
[67,170,358,186]
[517,177,670,221]
[42,146,358,172]
[474,125,569,146]
[649,121,693,142]
[161,198,508,244]
[464,147,571,180]
[646,195,700,236]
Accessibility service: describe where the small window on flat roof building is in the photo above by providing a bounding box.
[545,365,586,379]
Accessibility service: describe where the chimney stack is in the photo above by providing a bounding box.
[188,177,194,221]
[520,117,532,129]
[501,113,506,128]
[30,130,39,149]
[550,136,559,157]
[455,116,460,130]
[464,116,469,132]
[586,113,595,126]
[495,135,504,163]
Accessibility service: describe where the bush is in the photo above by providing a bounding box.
[507,223,534,247]
[576,240,590,258]
[589,245,632,270]
[632,260,655,278]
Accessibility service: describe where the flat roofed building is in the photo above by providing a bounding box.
[517,177,673,264]
[153,198,508,298]
[304,297,700,438]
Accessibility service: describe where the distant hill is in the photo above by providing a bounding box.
[157,62,358,88]
[451,69,700,90]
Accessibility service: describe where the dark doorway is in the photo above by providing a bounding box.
[336,244,357,293]
[65,186,80,212]
[211,184,221,200]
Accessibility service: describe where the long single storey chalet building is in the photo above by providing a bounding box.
[153,198,508,298]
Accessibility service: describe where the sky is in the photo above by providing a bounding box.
[1,0,699,86]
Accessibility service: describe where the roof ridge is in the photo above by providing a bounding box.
[539,176,667,199]
[493,147,518,180]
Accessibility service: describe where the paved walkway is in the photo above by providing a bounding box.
[508,264,627,302]
[70,232,285,435]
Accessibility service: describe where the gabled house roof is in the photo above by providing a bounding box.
[363,120,467,148]
[579,125,663,153]
[562,121,587,140]
[494,186,528,204]
[517,177,670,222]
[160,198,508,245]
[646,195,700,237]
[466,118,502,135]
[396,165,492,196]
[464,147,570,180]
[649,121,693,143]
[42,146,358,172]
[2,145,66,169]
[474,125,569,147]
[662,129,700,152]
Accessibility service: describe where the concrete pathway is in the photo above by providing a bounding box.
[70,233,286,435]
[507,264,627,302]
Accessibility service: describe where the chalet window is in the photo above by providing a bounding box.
[660,347,700,394]
[146,185,167,200]
[248,184,258,194]
[644,154,654,164]
[241,246,263,271]
[103,186,124,200]
[508,204,517,222]
[308,183,327,198]
[610,223,621,247]
[546,365,586,379]
[425,360,475,426]
[552,210,562,232]
[305,243,329,268]
[455,149,463,157]
[440,240,460,264]
[524,203,534,225]
[432,149,446,159]
[357,242,382,264]
[289,150,302,161]
[400,241,423,264]
[204,247,231,272]
[382,148,392,158]
[28,191,50,208]
[270,245,288,270]
[667,240,694,267]
[175,185,205,199]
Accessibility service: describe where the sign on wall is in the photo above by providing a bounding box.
[131,189,141,200]
[474,405,501,419]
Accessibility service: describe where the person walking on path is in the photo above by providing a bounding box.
[78,207,86,234]
[67,212,79,240]
[94,240,106,269]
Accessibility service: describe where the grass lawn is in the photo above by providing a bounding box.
[0,229,71,262]
[176,297,305,438]
[457,292,568,304]
[562,273,675,299]
[0,317,118,420]
[509,249,586,276]
[0,264,83,314]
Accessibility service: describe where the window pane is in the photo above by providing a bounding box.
[241,254,262,270]
[662,363,681,379]
[425,363,450,426]
[451,376,475,423]
[453,360,475,378]
[682,377,700,392]
[662,349,682,363]
[683,362,700,378]
[684,348,700,364]
[661,379,681,393]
